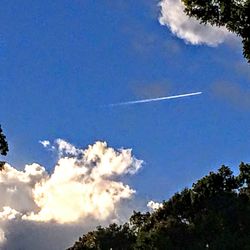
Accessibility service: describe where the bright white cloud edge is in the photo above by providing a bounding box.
[0,139,144,249]
[147,200,163,211]
[159,0,232,46]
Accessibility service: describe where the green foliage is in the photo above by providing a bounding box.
[0,125,9,170]
[68,223,136,250]
[68,163,250,250]
[181,0,250,63]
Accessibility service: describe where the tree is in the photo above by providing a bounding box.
[135,164,250,249]
[181,0,250,63]
[0,125,9,170]
[68,223,136,250]
[68,163,250,249]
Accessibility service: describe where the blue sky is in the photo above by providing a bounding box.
[1,0,250,199]
[0,0,250,248]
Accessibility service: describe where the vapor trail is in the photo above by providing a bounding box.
[108,92,202,107]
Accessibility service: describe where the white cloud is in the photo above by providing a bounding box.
[0,139,143,249]
[39,140,50,148]
[147,200,163,211]
[0,207,21,220]
[55,138,81,157]
[0,227,6,245]
[158,0,232,46]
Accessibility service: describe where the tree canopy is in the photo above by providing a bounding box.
[0,125,9,169]
[181,0,250,63]
[68,163,250,249]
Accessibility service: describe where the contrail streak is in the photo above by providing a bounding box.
[108,92,202,107]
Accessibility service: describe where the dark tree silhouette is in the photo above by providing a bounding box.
[0,125,9,170]
[181,0,250,63]
[68,163,250,250]
[68,223,136,250]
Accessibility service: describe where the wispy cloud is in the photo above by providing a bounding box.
[131,81,172,99]
[108,92,202,107]
[158,0,232,46]
[212,81,250,110]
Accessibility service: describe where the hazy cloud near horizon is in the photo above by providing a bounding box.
[0,139,143,249]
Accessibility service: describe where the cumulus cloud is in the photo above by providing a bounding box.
[1,220,97,250]
[0,139,143,249]
[147,200,163,211]
[158,0,232,46]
